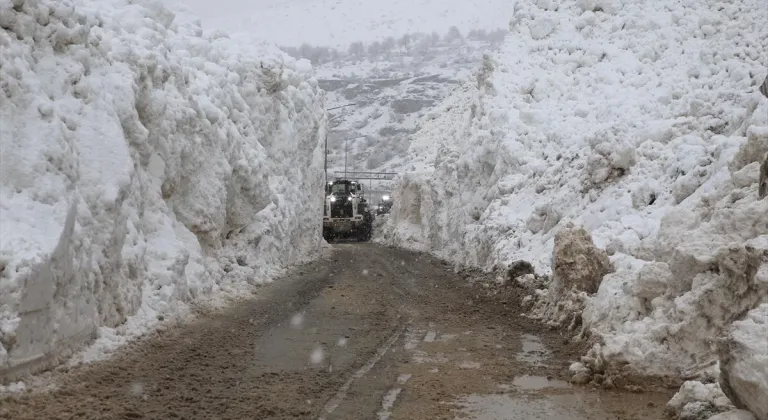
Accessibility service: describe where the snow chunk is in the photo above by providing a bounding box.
[666,381,736,420]
[719,304,768,420]
[569,361,591,384]
[584,244,765,382]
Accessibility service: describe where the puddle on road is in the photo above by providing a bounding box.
[390,322,675,420]
[446,332,669,420]
[510,375,570,390]
[456,390,669,420]
[515,334,550,366]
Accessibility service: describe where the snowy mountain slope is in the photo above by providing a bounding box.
[314,34,505,180]
[168,0,511,200]
[378,0,767,401]
[167,0,514,49]
[0,0,325,380]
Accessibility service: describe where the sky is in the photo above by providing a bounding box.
[164,0,513,48]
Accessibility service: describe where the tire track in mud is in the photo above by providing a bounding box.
[318,323,405,420]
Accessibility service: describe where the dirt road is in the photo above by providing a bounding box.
[0,244,673,420]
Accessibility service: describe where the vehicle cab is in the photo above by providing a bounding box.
[324,179,365,222]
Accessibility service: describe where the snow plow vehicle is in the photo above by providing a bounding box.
[323,179,374,242]
[376,195,393,216]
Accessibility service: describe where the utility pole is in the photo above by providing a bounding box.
[325,103,356,185]
[344,137,348,179]
[342,135,366,180]
[324,132,328,186]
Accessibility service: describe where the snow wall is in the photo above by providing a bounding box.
[378,0,767,415]
[0,0,326,381]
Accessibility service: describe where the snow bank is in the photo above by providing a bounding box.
[0,0,325,381]
[380,0,767,399]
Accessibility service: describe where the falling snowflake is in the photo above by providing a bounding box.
[310,347,325,364]
[129,381,144,397]
[362,269,369,275]
[291,312,304,328]
[337,337,348,347]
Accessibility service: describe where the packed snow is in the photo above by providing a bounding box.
[377,0,768,415]
[0,0,325,381]
[666,380,740,420]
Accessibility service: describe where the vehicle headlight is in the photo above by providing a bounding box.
[329,196,336,202]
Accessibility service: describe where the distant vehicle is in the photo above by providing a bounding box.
[376,195,393,215]
[323,179,374,242]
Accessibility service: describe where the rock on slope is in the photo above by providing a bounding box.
[378,0,767,415]
[0,0,325,381]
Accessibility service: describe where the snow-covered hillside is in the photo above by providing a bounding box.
[169,0,513,49]
[314,31,505,176]
[0,0,325,380]
[379,0,767,416]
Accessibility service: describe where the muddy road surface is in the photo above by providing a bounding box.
[1,244,673,420]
